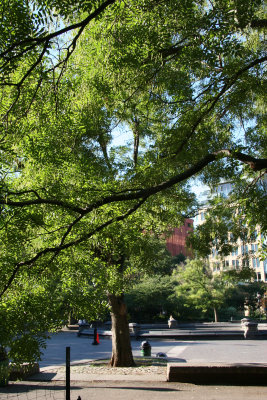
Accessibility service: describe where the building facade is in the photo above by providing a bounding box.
[165,218,193,257]
[195,182,267,282]
[208,230,267,282]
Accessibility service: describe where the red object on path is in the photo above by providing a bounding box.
[96,333,100,344]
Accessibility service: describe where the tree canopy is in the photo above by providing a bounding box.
[173,258,256,321]
[0,0,266,363]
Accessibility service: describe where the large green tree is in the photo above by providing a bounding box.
[174,259,256,321]
[0,0,266,366]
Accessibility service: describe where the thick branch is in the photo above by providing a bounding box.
[1,151,266,213]
[0,196,85,214]
[217,150,267,172]
[1,150,266,297]
[251,19,267,29]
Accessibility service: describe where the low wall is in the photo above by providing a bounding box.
[167,362,267,385]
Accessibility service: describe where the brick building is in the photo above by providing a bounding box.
[165,218,194,257]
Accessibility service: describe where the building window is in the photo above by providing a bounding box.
[241,245,248,255]
[201,212,205,221]
[253,258,256,268]
[251,244,258,252]
[236,260,239,269]
[257,258,260,268]
[232,260,236,267]
[223,261,229,270]
[232,248,238,256]
[257,273,261,281]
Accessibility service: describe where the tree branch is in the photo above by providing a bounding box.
[0,196,147,297]
[0,0,117,118]
[173,55,267,156]
[0,0,116,59]
[1,149,266,297]
[132,116,140,168]
[0,195,85,214]
[251,19,267,29]
[1,150,266,212]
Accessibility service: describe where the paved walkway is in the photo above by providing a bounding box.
[38,330,267,369]
[1,330,267,400]
[2,380,267,400]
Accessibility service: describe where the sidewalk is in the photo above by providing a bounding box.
[2,379,267,400]
[1,331,267,400]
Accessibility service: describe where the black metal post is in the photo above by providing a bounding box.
[66,346,70,400]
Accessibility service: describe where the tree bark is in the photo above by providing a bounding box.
[214,307,218,323]
[108,293,135,367]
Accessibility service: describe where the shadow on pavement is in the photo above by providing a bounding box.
[0,382,82,393]
[91,385,180,392]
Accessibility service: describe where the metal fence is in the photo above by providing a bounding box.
[0,381,83,399]
[0,348,83,400]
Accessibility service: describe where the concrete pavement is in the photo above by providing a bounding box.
[39,330,267,368]
[1,330,267,400]
[78,322,267,340]
[2,380,267,400]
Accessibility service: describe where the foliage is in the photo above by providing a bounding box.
[0,0,266,362]
[125,274,179,322]
[227,280,266,317]
[189,178,267,259]
[173,259,256,321]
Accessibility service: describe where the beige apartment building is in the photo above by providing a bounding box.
[195,181,267,282]
[208,230,267,282]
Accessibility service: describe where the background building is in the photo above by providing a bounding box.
[195,181,267,282]
[165,218,193,257]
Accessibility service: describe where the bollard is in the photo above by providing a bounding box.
[92,327,99,345]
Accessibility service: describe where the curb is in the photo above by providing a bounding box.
[167,362,267,385]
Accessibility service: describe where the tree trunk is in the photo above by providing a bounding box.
[213,307,218,322]
[108,293,135,367]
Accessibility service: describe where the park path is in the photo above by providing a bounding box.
[1,330,267,400]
